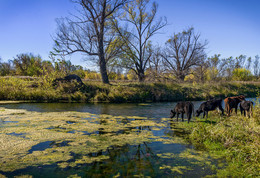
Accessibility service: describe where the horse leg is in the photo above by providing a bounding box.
[227,105,231,116]
[176,113,179,122]
[187,113,191,123]
[203,111,206,118]
[246,109,250,118]
[181,113,184,122]
[219,105,224,116]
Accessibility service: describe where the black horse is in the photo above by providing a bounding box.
[196,99,224,118]
[170,101,194,123]
[240,100,253,118]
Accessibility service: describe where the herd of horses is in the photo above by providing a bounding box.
[54,75,254,124]
[170,95,254,123]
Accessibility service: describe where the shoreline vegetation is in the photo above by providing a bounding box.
[0,77,260,103]
[176,102,260,177]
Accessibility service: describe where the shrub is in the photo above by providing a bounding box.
[232,68,253,81]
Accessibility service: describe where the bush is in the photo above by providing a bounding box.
[232,68,253,81]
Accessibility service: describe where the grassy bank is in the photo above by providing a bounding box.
[176,102,260,177]
[0,77,260,102]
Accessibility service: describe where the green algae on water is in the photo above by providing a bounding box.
[0,108,164,172]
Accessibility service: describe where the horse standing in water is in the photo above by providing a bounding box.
[170,101,194,123]
[196,99,224,118]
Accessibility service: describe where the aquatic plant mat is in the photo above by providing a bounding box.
[0,108,226,177]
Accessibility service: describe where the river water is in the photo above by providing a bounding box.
[0,98,257,178]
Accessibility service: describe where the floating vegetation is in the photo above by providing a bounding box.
[0,108,165,172]
[157,153,175,159]
[0,174,7,178]
[0,107,223,177]
[159,165,192,174]
[138,103,151,106]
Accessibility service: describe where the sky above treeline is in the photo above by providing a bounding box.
[0,0,259,69]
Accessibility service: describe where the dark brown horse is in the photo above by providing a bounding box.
[224,95,245,116]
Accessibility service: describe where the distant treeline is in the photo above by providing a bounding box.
[0,53,259,83]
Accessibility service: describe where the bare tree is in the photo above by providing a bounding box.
[234,55,246,69]
[162,28,208,81]
[146,45,165,81]
[53,0,128,84]
[0,58,14,76]
[253,55,260,77]
[112,0,167,82]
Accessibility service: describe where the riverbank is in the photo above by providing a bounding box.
[0,77,260,102]
[176,103,260,177]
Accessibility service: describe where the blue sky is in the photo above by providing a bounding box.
[0,0,259,69]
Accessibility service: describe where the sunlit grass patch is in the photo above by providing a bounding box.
[176,104,260,177]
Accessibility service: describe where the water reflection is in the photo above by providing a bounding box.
[0,98,257,119]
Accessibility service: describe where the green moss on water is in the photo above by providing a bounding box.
[157,153,175,159]
[0,108,170,172]
[159,165,192,174]
[0,174,7,178]
[13,175,33,178]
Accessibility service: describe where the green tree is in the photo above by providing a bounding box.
[13,53,43,76]
[206,54,229,81]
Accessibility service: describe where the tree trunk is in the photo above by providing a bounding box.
[99,54,109,84]
[98,29,109,84]
[176,71,185,81]
[138,70,145,82]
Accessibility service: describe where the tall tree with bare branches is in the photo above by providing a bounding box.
[53,0,128,84]
[162,28,208,81]
[112,0,167,82]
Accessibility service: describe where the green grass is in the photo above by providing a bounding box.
[0,77,260,102]
[176,104,260,177]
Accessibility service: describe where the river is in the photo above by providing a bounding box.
[0,98,257,177]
